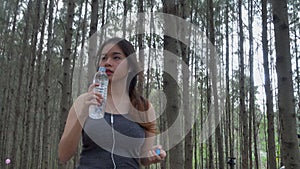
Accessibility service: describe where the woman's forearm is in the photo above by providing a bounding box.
[58,106,83,163]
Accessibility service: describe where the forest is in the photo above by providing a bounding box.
[0,0,300,168]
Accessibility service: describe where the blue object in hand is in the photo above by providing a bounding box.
[156,149,161,155]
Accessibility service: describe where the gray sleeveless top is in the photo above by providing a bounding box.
[77,113,145,169]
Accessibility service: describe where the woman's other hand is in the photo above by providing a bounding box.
[141,145,167,166]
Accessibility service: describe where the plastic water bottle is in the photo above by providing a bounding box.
[89,67,108,119]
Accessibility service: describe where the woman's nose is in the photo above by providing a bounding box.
[104,57,112,66]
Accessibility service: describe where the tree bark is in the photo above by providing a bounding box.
[271,0,300,168]
[162,0,183,168]
[87,0,99,84]
[224,1,235,168]
[262,0,277,168]
[208,0,224,168]
[59,0,75,168]
[238,0,249,168]
[2,0,20,168]
[137,0,144,94]
[13,0,32,167]
[248,1,254,168]
[31,0,48,168]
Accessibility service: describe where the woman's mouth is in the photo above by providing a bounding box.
[106,69,113,75]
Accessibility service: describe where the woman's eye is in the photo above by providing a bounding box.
[114,55,121,60]
[101,56,107,61]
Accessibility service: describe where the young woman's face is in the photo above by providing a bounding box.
[99,43,129,82]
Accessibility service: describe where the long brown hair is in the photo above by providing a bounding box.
[98,37,156,134]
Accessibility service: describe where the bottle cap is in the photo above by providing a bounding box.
[155,149,160,155]
[98,67,106,72]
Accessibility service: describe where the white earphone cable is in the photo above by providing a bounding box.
[111,114,116,169]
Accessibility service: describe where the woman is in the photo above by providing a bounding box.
[59,37,166,168]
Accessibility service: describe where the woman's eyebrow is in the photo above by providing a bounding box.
[101,52,122,55]
[112,52,122,55]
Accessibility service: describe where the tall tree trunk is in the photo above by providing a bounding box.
[87,0,99,84]
[207,76,214,169]
[192,48,199,169]
[176,0,193,169]
[99,0,106,44]
[22,0,42,167]
[162,0,183,168]
[59,0,75,168]
[206,2,214,169]
[31,0,48,168]
[41,0,54,168]
[271,0,300,168]
[122,0,129,38]
[262,0,277,168]
[238,0,249,168]
[230,18,238,169]
[248,0,254,168]
[77,0,89,96]
[200,76,204,169]
[189,3,199,168]
[292,1,300,144]
[3,0,20,168]
[69,0,87,167]
[137,0,144,94]
[225,0,234,168]
[13,0,32,167]
[208,0,224,168]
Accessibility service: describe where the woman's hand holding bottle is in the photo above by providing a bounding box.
[73,83,103,123]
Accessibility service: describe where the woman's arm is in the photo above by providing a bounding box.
[140,135,166,166]
[139,104,166,166]
[58,84,102,163]
[58,105,83,163]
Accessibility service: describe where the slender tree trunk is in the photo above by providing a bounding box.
[175,0,193,169]
[3,0,20,168]
[77,0,89,97]
[200,78,204,169]
[189,3,198,168]
[22,0,42,167]
[137,0,144,94]
[59,0,75,168]
[100,0,106,43]
[145,3,154,98]
[271,0,300,168]
[292,2,300,143]
[122,0,129,38]
[162,1,183,168]
[199,34,205,169]
[69,0,87,167]
[248,1,254,169]
[87,0,99,83]
[41,0,54,168]
[230,18,238,169]
[253,116,259,169]
[192,47,199,169]
[262,0,277,168]
[238,0,249,167]
[207,79,214,169]
[13,0,32,167]
[31,0,48,168]
[208,0,224,168]
[296,46,300,144]
[163,37,183,168]
[205,2,214,169]
[225,0,234,169]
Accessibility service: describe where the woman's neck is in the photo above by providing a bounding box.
[107,78,129,100]
[106,79,131,114]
